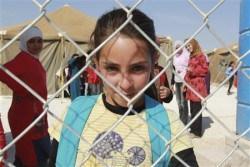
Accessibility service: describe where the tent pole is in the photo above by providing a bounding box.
[61,35,65,100]
[0,31,6,95]
[59,33,65,100]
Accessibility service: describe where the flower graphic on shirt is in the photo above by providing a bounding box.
[127,146,146,165]
[91,131,123,159]
[91,131,146,166]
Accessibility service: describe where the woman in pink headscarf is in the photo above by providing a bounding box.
[171,40,190,125]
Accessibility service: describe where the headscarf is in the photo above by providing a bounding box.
[174,40,188,57]
[19,26,43,55]
[174,40,183,49]
[173,40,190,82]
[188,38,202,56]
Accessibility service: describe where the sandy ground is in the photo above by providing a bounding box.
[166,85,250,167]
[0,84,250,166]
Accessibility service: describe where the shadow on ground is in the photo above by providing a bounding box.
[202,116,214,135]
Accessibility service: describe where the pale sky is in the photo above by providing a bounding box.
[0,0,240,51]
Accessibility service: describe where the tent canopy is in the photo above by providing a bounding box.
[1,4,96,42]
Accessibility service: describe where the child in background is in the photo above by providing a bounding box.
[225,61,235,95]
[68,53,87,100]
[152,37,173,103]
[86,50,101,95]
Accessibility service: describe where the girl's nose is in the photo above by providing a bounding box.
[119,74,132,92]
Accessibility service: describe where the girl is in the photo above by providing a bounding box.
[184,38,209,138]
[0,26,51,166]
[153,37,173,104]
[49,8,198,167]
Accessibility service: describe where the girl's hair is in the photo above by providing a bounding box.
[189,38,202,56]
[91,8,156,60]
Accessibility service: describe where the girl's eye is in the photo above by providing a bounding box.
[130,65,146,73]
[105,65,119,72]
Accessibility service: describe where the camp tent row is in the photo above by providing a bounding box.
[0,5,96,95]
[207,43,238,84]
[0,5,174,97]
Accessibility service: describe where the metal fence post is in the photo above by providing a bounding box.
[237,0,250,139]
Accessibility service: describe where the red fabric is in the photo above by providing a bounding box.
[184,54,208,102]
[0,119,6,166]
[0,51,49,166]
[154,65,168,89]
[154,64,172,102]
[86,67,100,84]
[234,75,238,88]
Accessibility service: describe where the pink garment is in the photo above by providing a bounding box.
[173,47,190,83]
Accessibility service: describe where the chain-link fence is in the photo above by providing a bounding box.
[0,0,249,166]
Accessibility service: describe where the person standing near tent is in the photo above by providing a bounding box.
[48,8,198,166]
[204,53,211,95]
[153,38,173,103]
[85,50,101,95]
[0,26,51,166]
[225,61,235,95]
[184,38,208,138]
[171,40,190,125]
[86,65,101,95]
[68,53,87,100]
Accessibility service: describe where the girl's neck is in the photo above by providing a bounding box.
[102,94,145,115]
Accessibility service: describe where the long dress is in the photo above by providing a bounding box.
[0,51,49,166]
[185,54,208,102]
[0,117,6,166]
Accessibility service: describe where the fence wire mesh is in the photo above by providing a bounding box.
[0,0,249,166]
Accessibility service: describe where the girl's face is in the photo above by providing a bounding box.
[27,37,43,57]
[96,35,152,107]
[186,43,193,53]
